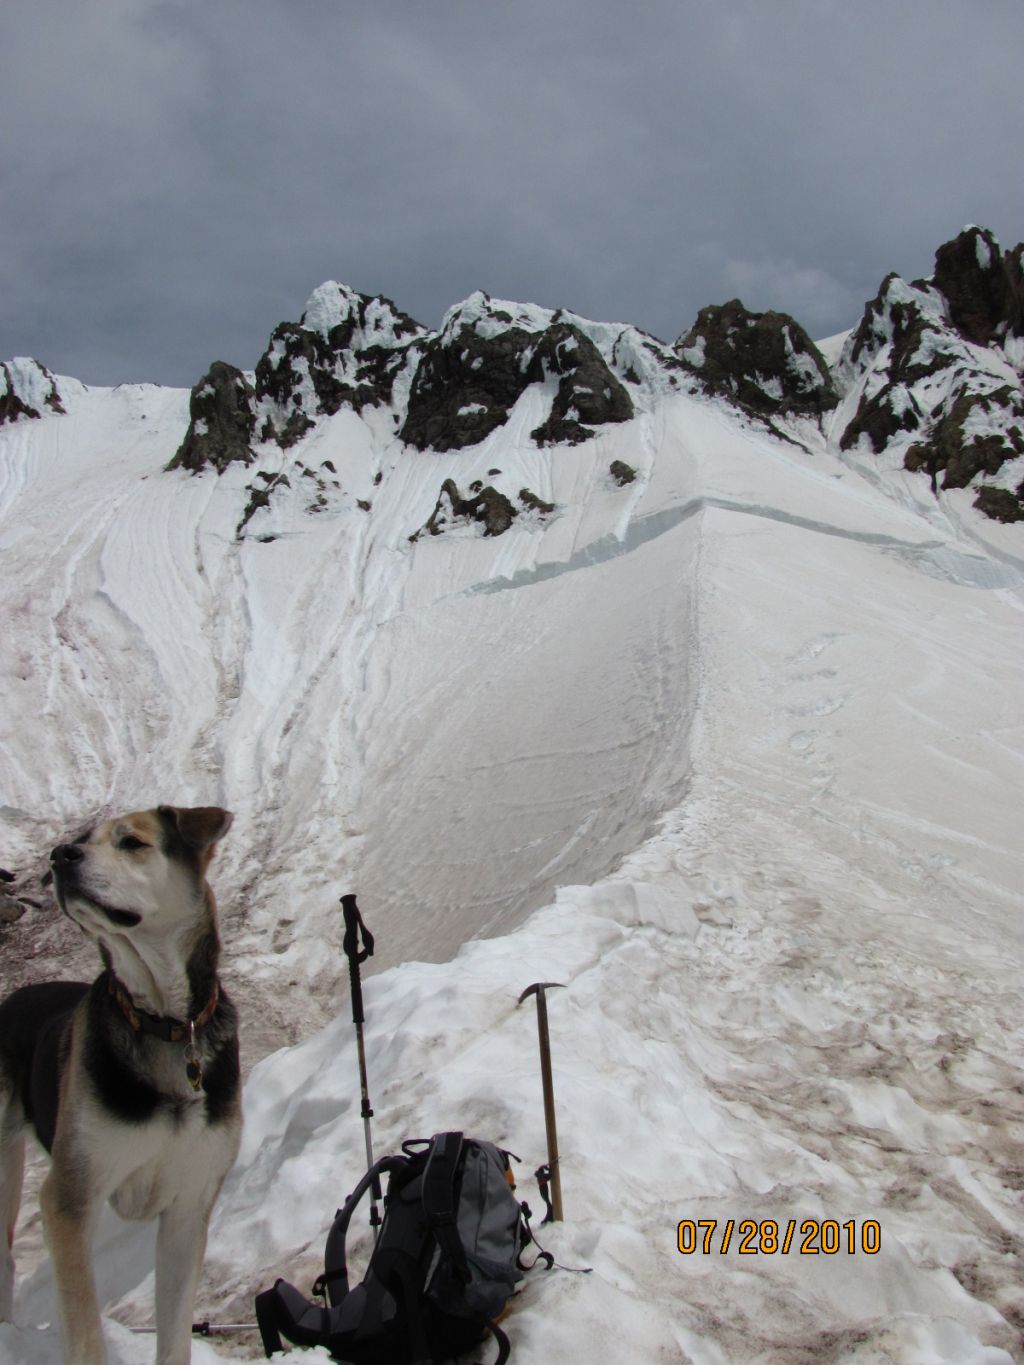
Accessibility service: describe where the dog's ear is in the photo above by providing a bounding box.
[158,806,234,850]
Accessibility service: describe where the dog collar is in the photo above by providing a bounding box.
[107,975,219,1090]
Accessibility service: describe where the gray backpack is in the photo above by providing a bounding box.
[255,1131,552,1365]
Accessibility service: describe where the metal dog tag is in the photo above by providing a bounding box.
[184,1021,203,1091]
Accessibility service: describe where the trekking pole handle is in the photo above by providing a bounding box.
[341,893,374,1025]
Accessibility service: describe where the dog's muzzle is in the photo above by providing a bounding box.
[49,843,142,928]
[50,843,84,911]
[51,843,85,869]
[50,843,83,889]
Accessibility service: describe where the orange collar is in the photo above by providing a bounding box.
[108,974,219,1042]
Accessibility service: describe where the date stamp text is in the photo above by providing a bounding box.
[677,1219,880,1256]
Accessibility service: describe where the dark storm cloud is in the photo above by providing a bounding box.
[2,0,1022,385]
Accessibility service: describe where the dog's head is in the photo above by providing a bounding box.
[50,805,233,943]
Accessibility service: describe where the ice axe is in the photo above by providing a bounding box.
[341,893,383,1232]
[517,981,565,1222]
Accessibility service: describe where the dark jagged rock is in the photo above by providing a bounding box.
[973,485,1024,522]
[933,226,1024,345]
[845,274,956,380]
[254,322,385,434]
[527,324,634,446]
[0,894,25,925]
[400,322,536,452]
[400,296,633,452]
[413,478,518,538]
[518,488,556,514]
[904,386,1024,489]
[838,229,1024,522]
[168,361,256,474]
[410,478,557,540]
[841,381,923,454]
[254,286,424,444]
[0,358,65,425]
[675,299,837,417]
[0,866,34,924]
[610,460,636,486]
[840,277,948,454]
[170,287,424,470]
[236,472,291,536]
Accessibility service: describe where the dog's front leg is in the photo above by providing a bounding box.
[40,1167,106,1365]
[0,1124,25,1321]
[154,1193,217,1365]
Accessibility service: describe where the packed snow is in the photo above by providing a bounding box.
[1,328,1022,1365]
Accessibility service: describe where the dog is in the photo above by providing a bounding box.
[0,805,241,1365]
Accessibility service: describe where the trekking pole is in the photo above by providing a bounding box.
[130,1322,258,1337]
[517,982,565,1222]
[341,893,383,1232]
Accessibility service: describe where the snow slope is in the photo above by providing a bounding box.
[1,305,1023,1363]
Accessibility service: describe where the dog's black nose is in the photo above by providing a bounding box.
[51,843,85,865]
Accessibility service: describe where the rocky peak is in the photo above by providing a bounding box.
[399,291,634,452]
[838,227,1024,522]
[299,281,425,351]
[253,284,426,446]
[167,360,256,474]
[168,284,427,472]
[0,357,66,425]
[933,226,1024,346]
[674,299,837,417]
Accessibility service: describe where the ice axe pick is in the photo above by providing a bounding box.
[517,981,565,1222]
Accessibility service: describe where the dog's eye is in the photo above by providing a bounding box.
[119,835,149,852]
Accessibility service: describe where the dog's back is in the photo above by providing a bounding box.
[0,983,89,1154]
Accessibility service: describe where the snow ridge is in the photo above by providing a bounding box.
[1,233,1023,1365]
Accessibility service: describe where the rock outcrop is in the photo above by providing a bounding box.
[410,476,557,540]
[168,285,426,473]
[162,286,686,488]
[154,241,1023,529]
[528,323,634,446]
[932,227,1024,346]
[253,284,425,445]
[400,294,634,452]
[838,227,1024,521]
[168,360,256,473]
[0,358,65,425]
[674,300,837,417]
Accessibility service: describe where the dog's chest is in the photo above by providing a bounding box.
[104,1103,236,1221]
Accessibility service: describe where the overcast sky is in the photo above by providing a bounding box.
[3,0,1023,388]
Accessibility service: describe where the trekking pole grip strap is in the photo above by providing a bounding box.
[341,894,374,1023]
[341,895,374,964]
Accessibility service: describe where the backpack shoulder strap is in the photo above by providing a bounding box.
[421,1130,469,1281]
[316,1154,407,1306]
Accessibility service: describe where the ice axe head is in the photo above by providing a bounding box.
[517,982,565,1006]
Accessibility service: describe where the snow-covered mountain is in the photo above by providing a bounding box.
[1,229,1022,1364]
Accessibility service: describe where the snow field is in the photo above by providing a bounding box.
[1,361,1022,1361]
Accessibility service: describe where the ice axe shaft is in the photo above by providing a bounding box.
[518,981,565,1221]
[341,893,382,1230]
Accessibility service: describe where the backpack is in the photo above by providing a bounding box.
[254,1131,552,1365]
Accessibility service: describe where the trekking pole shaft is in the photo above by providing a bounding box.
[354,1018,382,1222]
[535,992,564,1222]
[342,895,382,1229]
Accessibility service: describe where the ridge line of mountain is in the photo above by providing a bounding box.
[2,226,1022,524]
